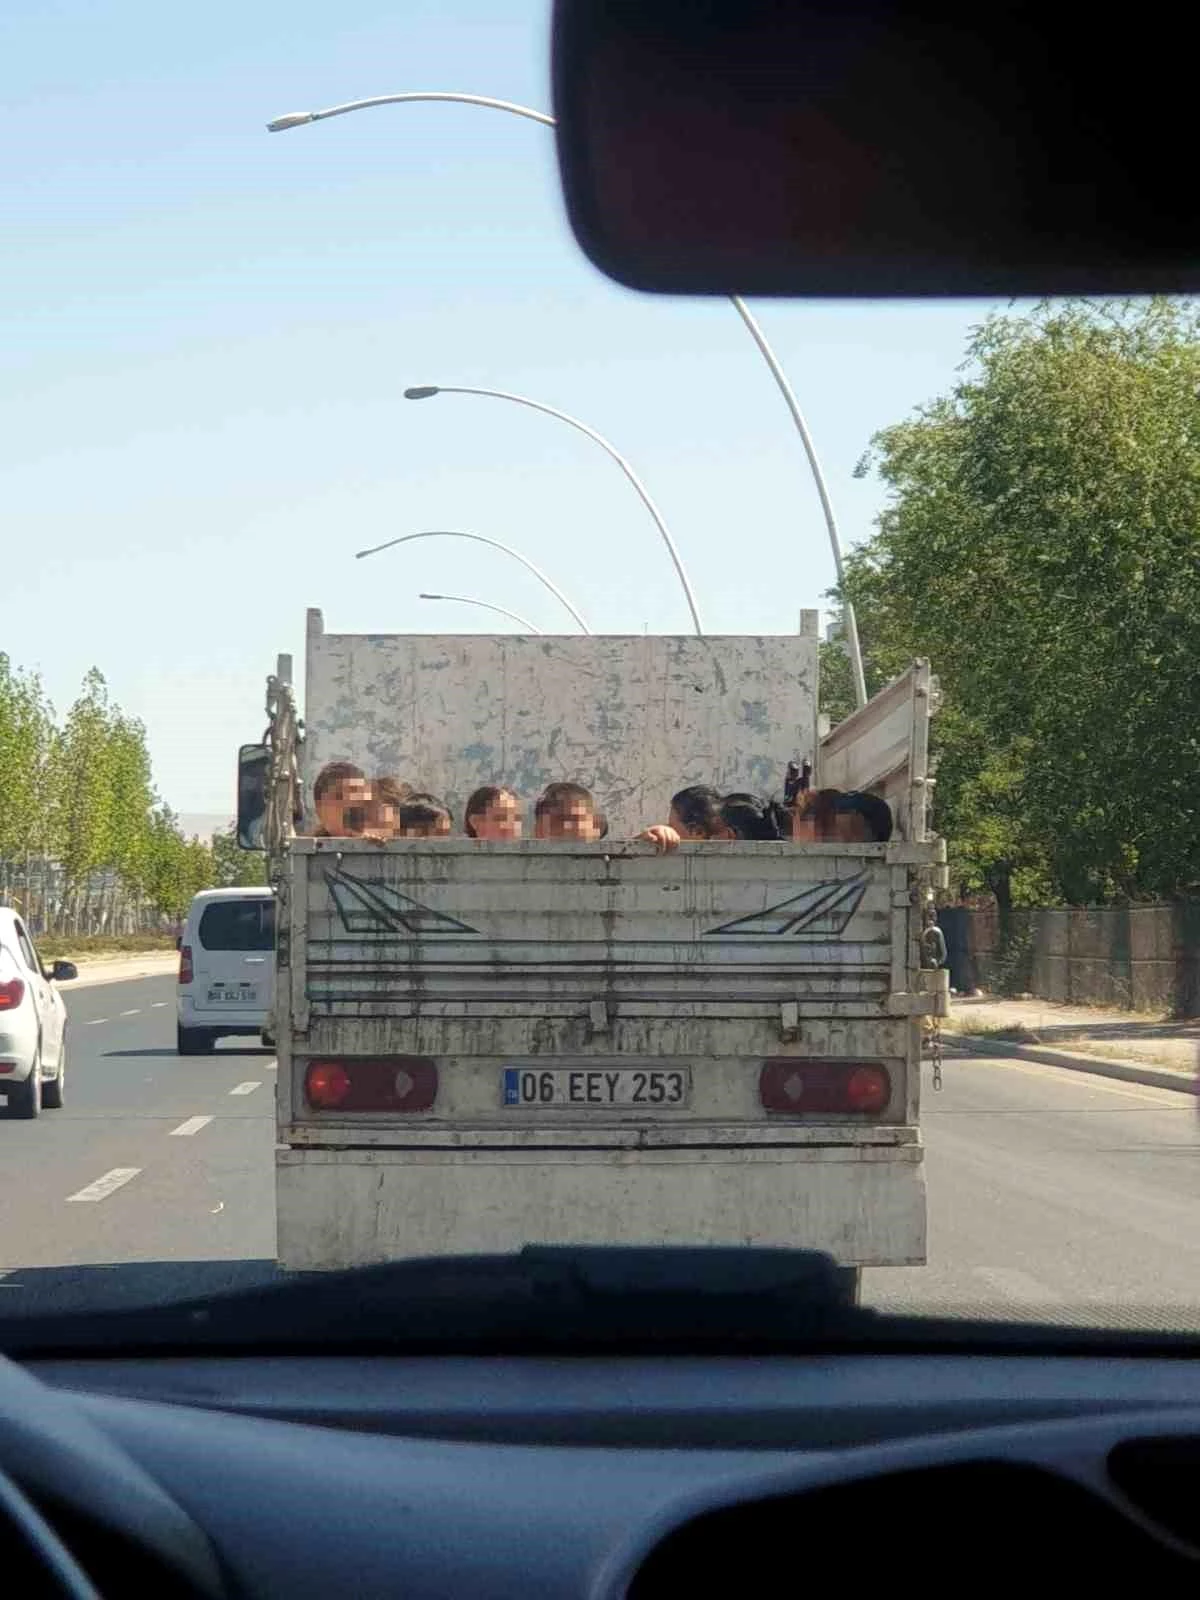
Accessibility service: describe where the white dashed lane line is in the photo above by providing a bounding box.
[150,1002,168,1008]
[169,1115,213,1137]
[230,1082,262,1096]
[66,1168,142,1203]
[85,1019,108,1026]
[120,1008,140,1017]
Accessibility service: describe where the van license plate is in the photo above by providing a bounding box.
[207,987,257,1004]
[502,1067,690,1107]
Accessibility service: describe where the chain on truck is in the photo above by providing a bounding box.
[238,609,949,1296]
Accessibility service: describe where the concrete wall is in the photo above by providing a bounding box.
[301,611,819,838]
[940,902,1200,1014]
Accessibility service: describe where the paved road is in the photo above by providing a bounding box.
[0,974,280,1316]
[867,1046,1200,1327]
[1,977,1197,1331]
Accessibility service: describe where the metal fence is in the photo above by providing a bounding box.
[940,902,1200,1015]
[0,857,166,940]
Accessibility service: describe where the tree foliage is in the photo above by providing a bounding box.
[0,659,230,932]
[842,298,1200,905]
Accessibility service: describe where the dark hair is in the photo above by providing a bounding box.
[374,775,413,807]
[797,788,894,843]
[719,793,784,841]
[834,790,894,842]
[313,761,365,805]
[464,784,517,837]
[534,781,596,821]
[670,784,723,837]
[396,794,452,833]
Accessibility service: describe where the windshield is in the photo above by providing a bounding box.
[1,0,1196,1345]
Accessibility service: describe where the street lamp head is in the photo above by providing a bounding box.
[403,386,440,400]
[418,593,445,601]
[266,112,316,132]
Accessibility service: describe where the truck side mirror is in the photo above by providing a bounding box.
[237,743,270,852]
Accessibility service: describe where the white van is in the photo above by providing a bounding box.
[177,887,276,1055]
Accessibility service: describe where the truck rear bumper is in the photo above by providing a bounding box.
[276,1144,926,1272]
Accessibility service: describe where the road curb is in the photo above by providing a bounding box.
[943,1031,1198,1097]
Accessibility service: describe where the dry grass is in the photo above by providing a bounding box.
[37,933,177,962]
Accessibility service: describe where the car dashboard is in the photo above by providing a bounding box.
[3,1347,1199,1594]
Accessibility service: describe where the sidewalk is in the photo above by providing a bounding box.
[944,994,1199,1096]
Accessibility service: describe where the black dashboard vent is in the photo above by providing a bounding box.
[1108,1438,1200,1550]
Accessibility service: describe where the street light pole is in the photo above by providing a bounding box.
[269,88,867,701]
[356,529,590,632]
[419,592,541,632]
[728,299,868,709]
[404,386,703,636]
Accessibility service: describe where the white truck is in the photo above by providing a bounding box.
[242,607,946,1290]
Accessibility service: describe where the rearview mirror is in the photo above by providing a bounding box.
[551,1,1196,297]
[237,743,270,852]
[50,960,78,983]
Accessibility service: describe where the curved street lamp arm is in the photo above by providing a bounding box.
[356,529,590,632]
[430,387,703,636]
[729,297,867,709]
[420,592,541,632]
[269,92,555,133]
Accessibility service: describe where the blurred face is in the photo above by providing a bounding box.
[471,792,522,841]
[537,798,601,841]
[317,776,370,835]
[397,814,451,839]
[668,804,707,841]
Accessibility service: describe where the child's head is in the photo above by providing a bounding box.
[534,781,602,841]
[718,792,785,841]
[312,762,369,836]
[464,785,522,841]
[394,793,453,838]
[668,784,726,840]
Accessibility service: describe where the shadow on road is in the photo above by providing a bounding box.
[0,1259,286,1320]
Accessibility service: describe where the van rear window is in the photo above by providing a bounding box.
[197,899,275,952]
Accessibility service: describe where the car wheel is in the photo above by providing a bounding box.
[42,1031,66,1109]
[177,1024,215,1056]
[9,1045,43,1119]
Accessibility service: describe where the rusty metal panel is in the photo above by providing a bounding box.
[302,611,818,836]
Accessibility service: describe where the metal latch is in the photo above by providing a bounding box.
[779,1001,800,1041]
[588,999,611,1034]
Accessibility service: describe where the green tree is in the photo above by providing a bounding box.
[0,655,54,912]
[818,637,858,728]
[48,669,116,930]
[210,824,269,888]
[844,297,1200,905]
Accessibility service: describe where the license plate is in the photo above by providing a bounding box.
[207,987,257,1005]
[502,1067,690,1108]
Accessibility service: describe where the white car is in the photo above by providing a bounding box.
[177,887,275,1055]
[0,908,75,1118]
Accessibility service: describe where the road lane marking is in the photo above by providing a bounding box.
[67,1168,141,1203]
[982,1054,1191,1108]
[230,1081,262,1095]
[85,1019,108,1026]
[120,1008,140,1017]
[169,1115,213,1137]
[150,1002,168,1008]
[974,1266,1060,1303]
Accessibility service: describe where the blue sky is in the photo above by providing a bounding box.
[3,0,1008,812]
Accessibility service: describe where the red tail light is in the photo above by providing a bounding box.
[304,1058,438,1113]
[178,944,194,984]
[760,1059,891,1115]
[0,976,26,1011]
